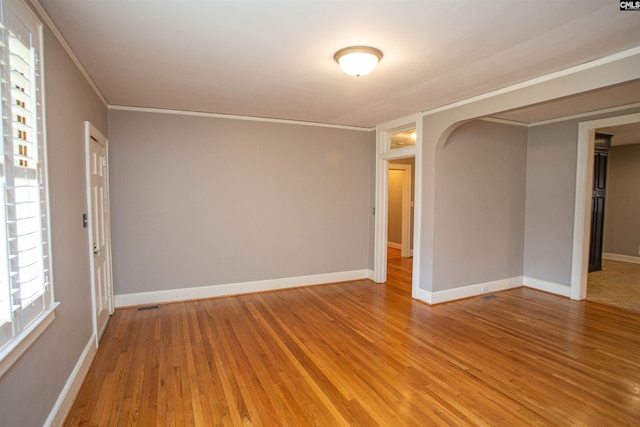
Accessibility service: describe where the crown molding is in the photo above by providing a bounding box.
[480,117,529,127]
[27,0,640,133]
[108,105,374,132]
[29,0,108,107]
[421,46,640,118]
[528,102,640,127]
[481,101,640,129]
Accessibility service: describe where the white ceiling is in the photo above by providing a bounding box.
[598,122,640,146]
[37,0,640,128]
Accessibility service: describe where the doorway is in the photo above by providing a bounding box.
[387,160,415,291]
[388,162,413,257]
[374,113,421,298]
[585,123,640,311]
[85,122,114,345]
[572,112,640,301]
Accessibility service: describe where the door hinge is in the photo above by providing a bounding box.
[101,157,108,168]
[372,207,375,215]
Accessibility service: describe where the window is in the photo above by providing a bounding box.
[390,129,417,150]
[0,0,55,375]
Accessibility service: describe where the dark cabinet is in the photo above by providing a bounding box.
[588,133,612,272]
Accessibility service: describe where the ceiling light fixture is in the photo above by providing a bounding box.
[334,46,383,77]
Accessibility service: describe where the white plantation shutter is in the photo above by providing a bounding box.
[0,0,54,365]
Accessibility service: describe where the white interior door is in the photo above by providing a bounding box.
[86,122,113,344]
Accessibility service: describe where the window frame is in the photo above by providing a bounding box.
[0,0,57,379]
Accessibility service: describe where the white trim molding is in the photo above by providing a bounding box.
[603,253,640,265]
[44,333,98,427]
[387,242,401,249]
[523,277,571,298]
[0,303,59,379]
[374,113,421,301]
[480,117,529,127]
[530,102,640,127]
[29,0,108,106]
[85,122,114,347]
[415,277,523,305]
[482,102,640,129]
[414,276,572,305]
[108,105,372,132]
[421,46,640,118]
[572,112,640,300]
[115,269,373,308]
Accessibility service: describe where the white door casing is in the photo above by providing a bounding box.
[85,122,113,345]
[374,114,422,299]
[571,112,640,300]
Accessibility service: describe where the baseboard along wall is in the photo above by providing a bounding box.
[416,276,524,305]
[115,269,374,308]
[51,269,571,424]
[116,269,572,309]
[603,252,640,265]
[415,276,571,305]
[44,334,98,427]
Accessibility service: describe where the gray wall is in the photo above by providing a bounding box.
[108,110,374,295]
[387,169,403,244]
[604,143,640,257]
[523,121,578,285]
[433,120,527,291]
[0,25,108,427]
[523,107,640,286]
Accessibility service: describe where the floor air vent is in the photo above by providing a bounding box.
[481,295,499,300]
[137,305,160,311]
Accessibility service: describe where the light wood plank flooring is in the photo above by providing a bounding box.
[386,247,412,292]
[588,259,640,312]
[65,267,640,425]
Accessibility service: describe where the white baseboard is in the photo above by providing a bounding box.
[45,333,98,427]
[115,269,373,308]
[603,252,640,264]
[387,243,413,257]
[522,276,571,297]
[415,287,432,304]
[415,276,523,305]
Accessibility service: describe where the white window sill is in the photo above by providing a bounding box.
[0,302,60,378]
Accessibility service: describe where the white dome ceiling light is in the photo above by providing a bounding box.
[334,46,383,77]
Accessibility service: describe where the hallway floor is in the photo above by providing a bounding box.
[587,259,640,313]
[386,247,412,292]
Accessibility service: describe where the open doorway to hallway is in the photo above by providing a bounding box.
[586,122,640,312]
[374,113,421,299]
[588,261,640,312]
[387,158,415,293]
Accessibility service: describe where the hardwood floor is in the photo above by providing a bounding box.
[587,259,640,312]
[65,264,640,426]
[386,247,412,292]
